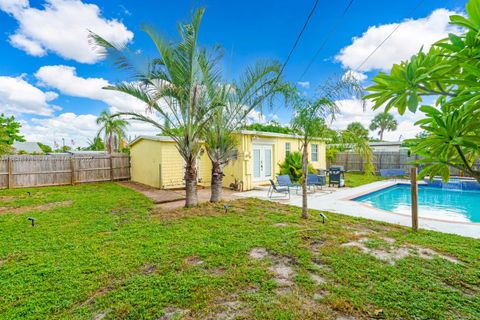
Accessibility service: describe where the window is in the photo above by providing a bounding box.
[311,144,318,162]
[285,142,291,157]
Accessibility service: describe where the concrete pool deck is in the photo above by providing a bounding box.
[234,180,480,239]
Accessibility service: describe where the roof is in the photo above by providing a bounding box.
[368,141,403,147]
[12,141,43,153]
[68,151,108,155]
[130,131,327,147]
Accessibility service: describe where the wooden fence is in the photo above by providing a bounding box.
[331,150,480,176]
[0,154,130,189]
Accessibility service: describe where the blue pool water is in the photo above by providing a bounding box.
[353,184,480,223]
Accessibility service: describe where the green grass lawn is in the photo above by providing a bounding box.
[344,172,387,187]
[0,183,479,319]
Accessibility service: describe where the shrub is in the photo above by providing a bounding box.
[278,151,315,182]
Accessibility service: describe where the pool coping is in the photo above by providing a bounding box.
[342,180,480,226]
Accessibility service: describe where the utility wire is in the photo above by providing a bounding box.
[354,0,426,71]
[299,0,355,81]
[277,0,320,79]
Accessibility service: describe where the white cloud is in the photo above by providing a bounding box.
[0,0,134,63]
[297,81,310,89]
[336,9,462,72]
[0,75,58,115]
[331,99,424,141]
[35,65,147,113]
[343,70,367,82]
[21,112,161,146]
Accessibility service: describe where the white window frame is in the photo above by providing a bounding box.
[311,144,318,162]
[285,142,291,157]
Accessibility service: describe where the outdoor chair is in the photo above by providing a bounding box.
[307,174,326,191]
[267,179,290,199]
[277,175,300,193]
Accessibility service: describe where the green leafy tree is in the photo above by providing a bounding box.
[96,110,128,154]
[0,114,24,145]
[369,112,398,141]
[278,151,314,182]
[244,121,295,134]
[366,0,480,181]
[91,8,226,207]
[345,122,369,140]
[85,137,105,151]
[38,142,53,153]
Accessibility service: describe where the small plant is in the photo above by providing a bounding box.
[279,152,314,182]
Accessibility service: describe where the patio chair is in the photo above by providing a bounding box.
[276,175,300,194]
[307,174,326,191]
[267,179,290,199]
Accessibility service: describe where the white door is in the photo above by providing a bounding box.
[253,145,273,182]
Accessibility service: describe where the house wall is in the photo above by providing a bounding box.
[130,139,162,188]
[222,133,326,191]
[130,139,212,189]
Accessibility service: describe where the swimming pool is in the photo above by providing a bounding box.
[353,184,480,223]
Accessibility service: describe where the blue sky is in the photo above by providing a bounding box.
[0,0,467,146]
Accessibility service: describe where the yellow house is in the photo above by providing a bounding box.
[129,130,327,191]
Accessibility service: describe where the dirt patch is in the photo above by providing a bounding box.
[413,246,461,264]
[309,272,326,285]
[342,237,461,265]
[249,247,268,260]
[0,200,73,215]
[0,260,4,266]
[203,295,250,320]
[207,266,226,275]
[0,195,17,202]
[247,248,298,294]
[184,256,204,266]
[157,307,189,320]
[140,263,157,275]
[310,239,326,253]
[93,311,109,320]
[81,285,113,307]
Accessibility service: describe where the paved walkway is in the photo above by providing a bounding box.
[234,180,480,239]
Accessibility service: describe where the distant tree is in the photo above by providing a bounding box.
[345,122,369,140]
[369,112,398,140]
[85,137,105,151]
[244,121,295,134]
[38,142,53,153]
[0,114,24,145]
[96,110,128,153]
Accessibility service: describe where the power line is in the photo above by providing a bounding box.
[299,0,355,81]
[278,0,320,78]
[354,0,426,71]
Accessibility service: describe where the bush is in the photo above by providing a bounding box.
[278,151,315,182]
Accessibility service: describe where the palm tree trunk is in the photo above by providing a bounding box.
[185,158,198,207]
[301,141,308,219]
[379,129,384,141]
[210,160,223,202]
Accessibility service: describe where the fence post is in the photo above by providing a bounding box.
[7,156,12,189]
[70,157,75,185]
[410,167,418,232]
[110,155,114,181]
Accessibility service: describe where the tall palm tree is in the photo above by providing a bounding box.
[203,62,289,202]
[96,110,128,153]
[91,8,222,207]
[292,77,364,219]
[369,112,398,141]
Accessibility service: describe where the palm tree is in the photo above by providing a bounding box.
[292,77,363,219]
[369,112,398,141]
[91,8,223,207]
[203,62,289,202]
[96,110,128,153]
